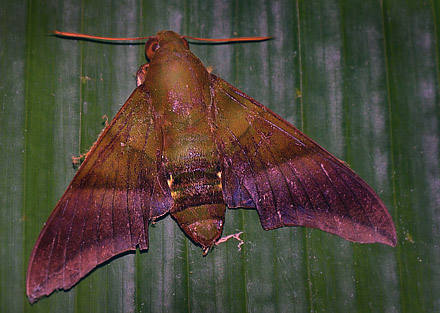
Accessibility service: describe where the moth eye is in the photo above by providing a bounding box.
[145,38,160,60]
[180,37,189,49]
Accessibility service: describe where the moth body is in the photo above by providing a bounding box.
[139,31,226,249]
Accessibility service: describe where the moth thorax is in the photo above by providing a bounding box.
[172,204,225,249]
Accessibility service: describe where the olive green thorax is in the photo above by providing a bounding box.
[138,31,225,251]
[144,31,211,116]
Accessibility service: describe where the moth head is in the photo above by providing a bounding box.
[145,32,190,61]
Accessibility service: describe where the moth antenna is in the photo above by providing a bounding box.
[52,31,271,43]
[52,31,153,41]
[182,35,272,42]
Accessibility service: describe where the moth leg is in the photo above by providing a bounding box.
[206,65,214,74]
[215,231,244,251]
[136,63,149,86]
[102,114,109,127]
[71,153,87,168]
[71,114,110,168]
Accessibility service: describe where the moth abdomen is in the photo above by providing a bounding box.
[168,165,225,249]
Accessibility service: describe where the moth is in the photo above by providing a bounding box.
[27,30,397,303]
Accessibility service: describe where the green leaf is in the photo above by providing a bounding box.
[1,0,439,312]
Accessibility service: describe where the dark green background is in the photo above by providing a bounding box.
[1,0,439,312]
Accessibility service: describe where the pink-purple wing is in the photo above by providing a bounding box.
[26,85,173,303]
[211,75,396,247]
